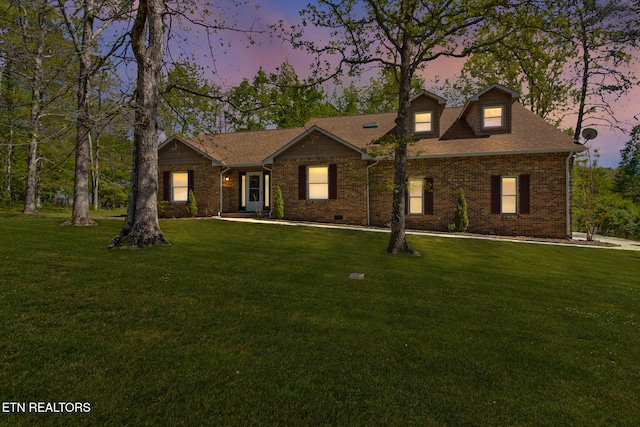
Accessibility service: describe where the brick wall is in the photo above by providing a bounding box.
[370,152,573,238]
[158,162,221,217]
[272,157,369,225]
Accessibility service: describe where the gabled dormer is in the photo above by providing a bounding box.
[459,84,520,136]
[408,91,447,139]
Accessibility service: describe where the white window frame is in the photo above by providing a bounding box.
[414,112,433,133]
[501,176,518,215]
[408,178,424,216]
[482,105,504,129]
[308,166,329,200]
[171,171,189,202]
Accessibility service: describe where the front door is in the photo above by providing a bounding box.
[246,172,263,212]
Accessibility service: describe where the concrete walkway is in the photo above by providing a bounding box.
[213,217,640,251]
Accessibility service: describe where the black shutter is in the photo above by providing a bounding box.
[328,164,337,199]
[491,175,501,214]
[298,165,307,200]
[163,171,171,201]
[424,177,434,215]
[519,174,530,214]
[187,170,194,192]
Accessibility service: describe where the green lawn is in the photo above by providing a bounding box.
[1,213,639,426]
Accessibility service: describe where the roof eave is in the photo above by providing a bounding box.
[404,146,586,160]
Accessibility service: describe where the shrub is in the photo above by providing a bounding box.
[186,190,198,217]
[453,188,469,232]
[272,185,284,219]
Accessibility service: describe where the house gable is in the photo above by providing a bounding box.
[408,91,447,139]
[159,136,222,166]
[265,126,369,163]
[459,84,520,136]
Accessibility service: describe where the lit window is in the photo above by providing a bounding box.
[501,176,517,214]
[483,106,503,128]
[408,178,423,215]
[414,112,432,133]
[172,172,189,202]
[308,166,329,200]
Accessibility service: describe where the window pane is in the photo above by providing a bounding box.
[483,107,503,128]
[173,187,188,202]
[308,166,328,184]
[264,174,270,207]
[502,195,517,214]
[309,183,328,199]
[415,112,432,132]
[502,177,516,195]
[173,172,188,187]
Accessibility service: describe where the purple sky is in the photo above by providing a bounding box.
[176,0,639,168]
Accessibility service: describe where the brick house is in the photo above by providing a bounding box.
[158,84,585,238]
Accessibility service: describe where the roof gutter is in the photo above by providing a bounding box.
[218,167,231,216]
[366,160,380,226]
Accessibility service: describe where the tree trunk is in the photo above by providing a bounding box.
[68,0,97,225]
[91,132,100,210]
[22,8,46,215]
[3,51,15,203]
[387,41,419,255]
[574,10,590,142]
[108,0,169,248]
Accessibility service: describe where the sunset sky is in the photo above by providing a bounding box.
[172,0,639,168]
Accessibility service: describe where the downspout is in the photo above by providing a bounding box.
[219,166,230,217]
[366,160,380,226]
[262,164,273,217]
[565,151,575,238]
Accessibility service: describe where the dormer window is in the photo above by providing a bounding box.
[482,106,504,129]
[414,112,433,133]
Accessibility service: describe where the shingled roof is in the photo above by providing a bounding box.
[162,101,583,166]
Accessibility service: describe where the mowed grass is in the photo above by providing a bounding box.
[1,213,639,426]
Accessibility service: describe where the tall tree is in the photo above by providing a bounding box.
[108,0,169,248]
[290,0,513,254]
[225,60,336,131]
[614,125,640,204]
[444,3,574,122]
[18,0,55,214]
[57,0,130,225]
[159,61,222,137]
[554,0,639,140]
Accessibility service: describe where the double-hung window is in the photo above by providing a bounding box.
[501,176,517,214]
[482,106,504,129]
[414,112,433,133]
[408,178,424,215]
[299,164,337,201]
[171,172,189,202]
[491,175,530,215]
[308,166,329,200]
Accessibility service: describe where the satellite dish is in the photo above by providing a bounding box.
[582,128,598,140]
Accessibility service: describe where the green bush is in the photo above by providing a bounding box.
[186,190,198,217]
[272,185,284,219]
[453,188,469,232]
